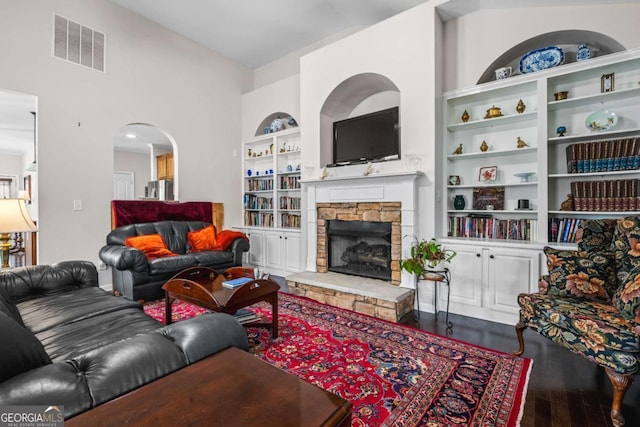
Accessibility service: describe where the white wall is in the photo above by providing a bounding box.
[0,0,252,273]
[300,1,443,241]
[442,3,640,91]
[113,150,150,198]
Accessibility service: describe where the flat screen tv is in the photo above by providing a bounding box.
[332,106,399,165]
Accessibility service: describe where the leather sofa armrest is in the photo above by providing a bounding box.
[0,362,92,419]
[228,238,250,266]
[0,261,98,303]
[99,245,149,273]
[156,312,249,364]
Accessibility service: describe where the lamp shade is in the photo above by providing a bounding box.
[17,190,30,201]
[0,199,37,232]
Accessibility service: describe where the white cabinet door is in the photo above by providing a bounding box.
[246,229,265,266]
[265,231,284,270]
[445,244,483,308]
[486,247,540,315]
[284,231,302,272]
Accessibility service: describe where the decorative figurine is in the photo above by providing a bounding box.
[576,44,591,62]
[270,143,273,154]
[320,167,329,180]
[556,126,567,137]
[560,194,575,211]
[461,109,470,123]
[516,99,526,114]
[363,162,374,176]
[480,140,489,152]
[484,105,503,119]
[288,117,298,127]
[453,144,463,155]
[247,148,252,157]
[516,137,529,148]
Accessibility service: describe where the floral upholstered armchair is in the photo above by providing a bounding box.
[514,218,640,427]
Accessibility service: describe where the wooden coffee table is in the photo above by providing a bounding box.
[162,266,280,338]
[67,346,352,426]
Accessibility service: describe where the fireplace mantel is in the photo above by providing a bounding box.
[303,170,424,288]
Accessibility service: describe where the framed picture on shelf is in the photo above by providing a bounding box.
[478,166,497,182]
[448,175,460,185]
[601,73,615,93]
[473,187,505,210]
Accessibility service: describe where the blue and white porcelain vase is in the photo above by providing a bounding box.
[576,44,590,62]
[270,116,283,133]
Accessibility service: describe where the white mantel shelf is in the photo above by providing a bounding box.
[301,170,424,184]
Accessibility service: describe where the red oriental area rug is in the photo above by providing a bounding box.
[144,293,532,427]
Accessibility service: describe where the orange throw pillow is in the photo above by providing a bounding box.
[216,230,248,250]
[125,234,177,260]
[188,225,221,252]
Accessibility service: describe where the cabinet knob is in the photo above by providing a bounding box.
[489,254,495,259]
[476,253,481,257]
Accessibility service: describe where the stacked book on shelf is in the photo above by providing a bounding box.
[244,211,274,227]
[570,179,639,211]
[548,218,583,243]
[279,175,300,190]
[448,215,537,241]
[279,196,301,210]
[247,178,273,192]
[244,194,273,210]
[281,213,301,228]
[566,138,639,173]
[233,308,258,325]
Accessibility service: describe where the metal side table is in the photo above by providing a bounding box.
[414,268,453,333]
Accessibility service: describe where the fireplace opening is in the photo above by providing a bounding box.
[327,219,392,281]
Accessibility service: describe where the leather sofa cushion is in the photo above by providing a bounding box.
[0,311,51,382]
[149,255,198,275]
[0,286,23,327]
[189,250,234,266]
[37,307,162,362]
[18,287,142,334]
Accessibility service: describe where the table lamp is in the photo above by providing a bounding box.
[0,198,37,269]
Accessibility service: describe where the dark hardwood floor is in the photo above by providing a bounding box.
[408,311,639,427]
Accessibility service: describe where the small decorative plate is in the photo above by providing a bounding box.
[585,110,618,132]
[514,172,535,183]
[519,46,564,74]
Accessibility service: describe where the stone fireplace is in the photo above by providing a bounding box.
[316,202,401,284]
[286,171,422,322]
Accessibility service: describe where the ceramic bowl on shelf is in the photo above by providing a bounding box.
[585,110,618,132]
[514,172,535,183]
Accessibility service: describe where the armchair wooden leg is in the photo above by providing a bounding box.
[605,367,633,427]
[512,321,526,356]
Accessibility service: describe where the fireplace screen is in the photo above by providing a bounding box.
[327,220,392,281]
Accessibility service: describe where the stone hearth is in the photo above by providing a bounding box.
[287,271,414,322]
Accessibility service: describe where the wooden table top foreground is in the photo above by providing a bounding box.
[67,347,352,427]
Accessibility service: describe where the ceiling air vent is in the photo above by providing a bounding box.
[53,14,105,72]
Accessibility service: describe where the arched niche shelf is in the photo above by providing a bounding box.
[113,123,178,200]
[478,30,626,84]
[254,112,299,137]
[319,73,400,166]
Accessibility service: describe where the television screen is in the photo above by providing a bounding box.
[332,107,399,165]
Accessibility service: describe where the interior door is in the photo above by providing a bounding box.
[113,171,134,200]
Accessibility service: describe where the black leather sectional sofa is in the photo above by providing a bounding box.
[0,261,248,419]
[99,220,250,301]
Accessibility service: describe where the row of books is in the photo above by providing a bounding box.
[281,213,301,228]
[549,218,583,243]
[244,194,273,210]
[570,179,640,211]
[566,138,639,174]
[279,196,301,210]
[279,176,300,190]
[234,308,258,324]
[246,178,273,192]
[244,211,274,227]
[448,215,537,241]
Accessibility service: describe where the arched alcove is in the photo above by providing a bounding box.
[113,123,178,200]
[478,30,625,84]
[254,112,299,137]
[319,73,400,166]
